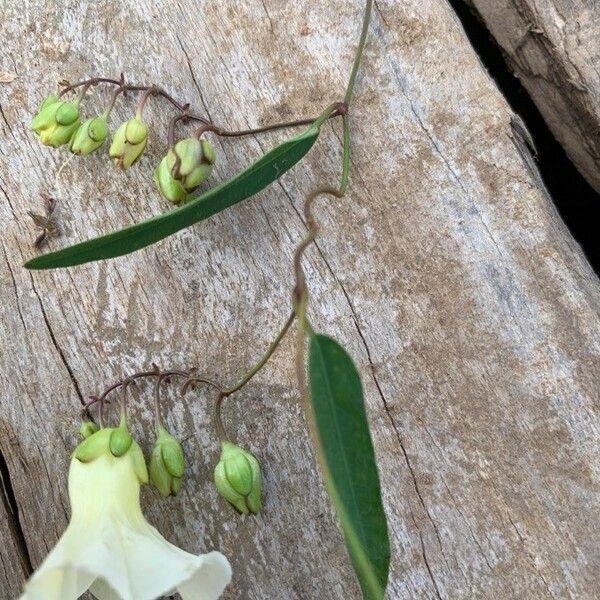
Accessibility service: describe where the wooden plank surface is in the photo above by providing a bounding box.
[1,0,599,598]
[467,0,600,192]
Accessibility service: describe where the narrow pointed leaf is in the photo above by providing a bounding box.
[308,333,390,600]
[25,124,321,270]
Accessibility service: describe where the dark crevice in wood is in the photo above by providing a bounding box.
[29,276,86,406]
[447,0,600,274]
[0,447,33,577]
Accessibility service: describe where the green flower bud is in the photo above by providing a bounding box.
[109,117,149,169]
[214,442,262,515]
[80,420,99,439]
[149,427,185,497]
[73,425,148,484]
[30,95,60,132]
[109,418,133,457]
[153,137,216,205]
[69,116,109,155]
[31,99,81,148]
[74,428,112,463]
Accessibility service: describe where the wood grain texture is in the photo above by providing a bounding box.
[466,0,600,192]
[1,0,599,598]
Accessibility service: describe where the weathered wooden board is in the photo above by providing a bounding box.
[467,0,600,192]
[1,0,599,598]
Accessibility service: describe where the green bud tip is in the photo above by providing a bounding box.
[40,95,60,111]
[74,428,112,463]
[80,420,99,439]
[214,442,262,515]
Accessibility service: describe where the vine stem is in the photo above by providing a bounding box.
[212,0,372,440]
[222,312,296,397]
[294,0,372,413]
[294,0,372,325]
[153,375,166,432]
[213,312,295,441]
[344,0,373,106]
[58,76,344,143]
[135,86,159,118]
[82,368,222,419]
[83,306,293,438]
[192,102,346,141]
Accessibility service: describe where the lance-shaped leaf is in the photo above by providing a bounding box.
[308,333,390,600]
[25,123,321,270]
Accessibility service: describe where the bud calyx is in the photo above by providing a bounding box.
[149,427,185,497]
[214,442,262,515]
[109,118,149,169]
[154,137,216,204]
[70,116,109,155]
[31,97,81,147]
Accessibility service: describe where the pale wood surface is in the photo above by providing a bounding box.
[1,0,599,598]
[468,0,600,192]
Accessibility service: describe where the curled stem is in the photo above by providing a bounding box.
[167,110,191,147]
[135,86,159,118]
[294,0,372,320]
[102,85,128,119]
[120,379,134,423]
[58,76,123,97]
[293,0,372,415]
[82,367,221,418]
[76,81,94,104]
[293,185,343,329]
[214,394,228,442]
[153,375,167,432]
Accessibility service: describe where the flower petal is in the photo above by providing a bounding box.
[20,567,95,600]
[84,517,231,600]
[177,551,232,600]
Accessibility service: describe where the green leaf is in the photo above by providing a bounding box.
[25,124,321,270]
[308,334,390,600]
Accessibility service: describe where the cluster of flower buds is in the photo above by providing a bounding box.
[78,419,186,496]
[79,418,262,514]
[30,89,216,205]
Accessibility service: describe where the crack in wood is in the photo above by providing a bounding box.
[29,275,86,406]
[0,445,33,579]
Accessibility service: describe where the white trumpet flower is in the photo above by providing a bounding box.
[20,428,232,600]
